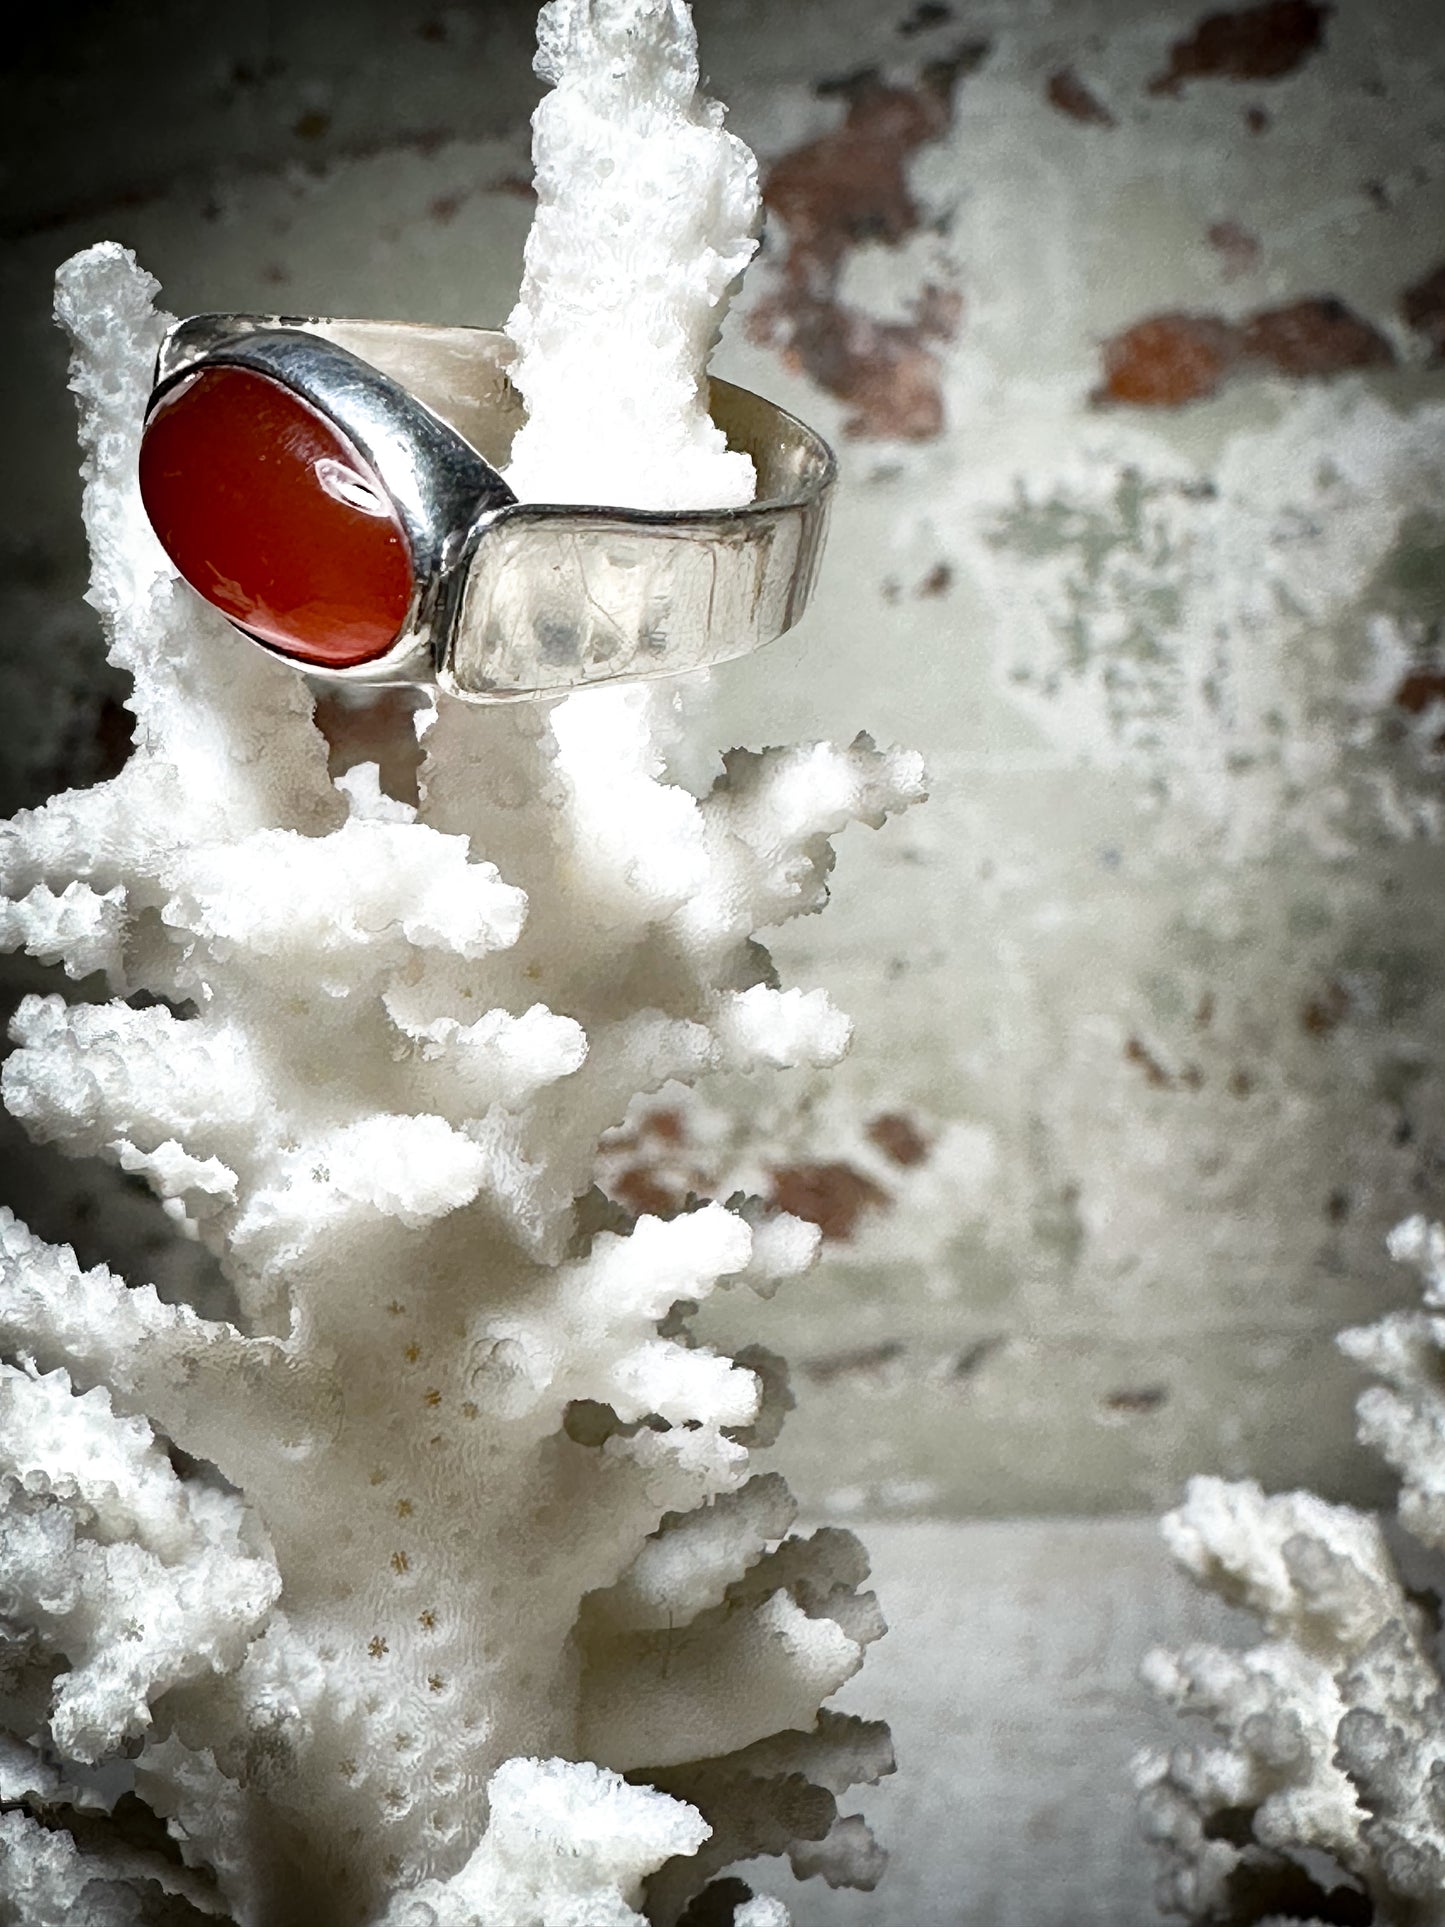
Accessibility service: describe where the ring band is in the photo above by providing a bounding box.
[139,315,836,703]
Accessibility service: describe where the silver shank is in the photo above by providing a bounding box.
[448,378,832,700]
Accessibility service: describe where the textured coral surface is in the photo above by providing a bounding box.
[7,0,1445,1541]
[1137,1215,1445,1925]
[0,5,923,1923]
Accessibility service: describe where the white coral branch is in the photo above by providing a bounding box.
[581,1589,866,1773]
[375,1756,710,1927]
[505,0,760,510]
[0,2,915,1919]
[1138,1229,1445,1926]
[0,1806,228,1925]
[0,1363,277,1761]
[0,1212,332,1477]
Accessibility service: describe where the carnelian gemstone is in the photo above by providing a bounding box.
[139,364,414,667]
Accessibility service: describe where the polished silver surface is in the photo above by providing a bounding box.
[149,314,836,701]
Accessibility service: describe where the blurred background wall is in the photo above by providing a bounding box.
[2,1,1444,1918]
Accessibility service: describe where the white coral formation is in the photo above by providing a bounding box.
[504,0,760,509]
[1136,1215,1445,1926]
[0,7,920,1925]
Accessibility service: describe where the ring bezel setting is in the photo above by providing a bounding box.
[142,315,836,704]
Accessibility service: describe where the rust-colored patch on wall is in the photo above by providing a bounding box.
[1125,1037,1203,1092]
[640,1107,685,1146]
[1402,262,1445,363]
[1125,1036,1173,1088]
[604,1107,695,1220]
[1094,297,1392,407]
[1102,1385,1168,1416]
[612,1167,686,1220]
[1096,315,1236,407]
[867,1112,931,1166]
[1239,299,1393,377]
[767,297,960,439]
[764,70,955,284]
[1207,219,1260,278]
[1301,980,1350,1037]
[750,52,982,439]
[1147,0,1331,97]
[770,1161,891,1240]
[1395,668,1445,715]
[1046,68,1115,127]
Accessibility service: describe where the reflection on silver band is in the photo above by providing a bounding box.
[152,314,836,703]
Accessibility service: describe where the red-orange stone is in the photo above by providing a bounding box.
[139,364,414,666]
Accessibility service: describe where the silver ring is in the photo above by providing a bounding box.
[139,315,836,703]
